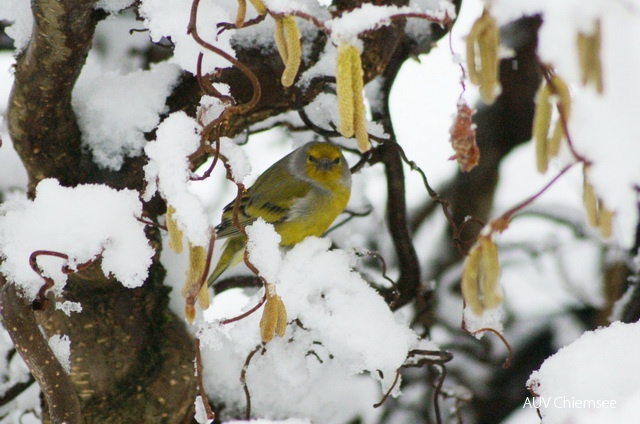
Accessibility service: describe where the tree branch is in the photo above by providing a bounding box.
[7,0,102,194]
[0,278,82,424]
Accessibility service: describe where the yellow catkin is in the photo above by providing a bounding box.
[248,0,266,15]
[336,43,356,139]
[335,43,369,151]
[533,75,571,173]
[479,237,502,309]
[166,205,184,254]
[462,236,502,315]
[577,21,603,94]
[598,207,613,239]
[274,17,288,64]
[546,119,564,159]
[461,242,483,315]
[260,285,287,342]
[281,16,301,88]
[260,296,279,343]
[582,168,614,239]
[551,75,571,119]
[275,296,287,338]
[181,243,209,323]
[235,0,247,27]
[582,173,599,228]
[467,9,500,104]
[533,83,552,173]
[466,16,488,85]
[478,17,499,104]
[350,46,369,152]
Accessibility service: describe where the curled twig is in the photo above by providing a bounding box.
[188,0,261,115]
[431,363,448,424]
[373,369,401,408]
[353,249,399,308]
[29,250,101,310]
[469,327,513,369]
[298,108,341,138]
[240,344,264,419]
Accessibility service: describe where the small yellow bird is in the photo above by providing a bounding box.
[206,141,352,288]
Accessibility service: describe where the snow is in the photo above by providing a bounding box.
[139,0,237,75]
[200,236,426,421]
[194,395,214,424]
[527,321,640,423]
[0,1,33,53]
[48,334,71,374]
[73,61,182,170]
[246,219,282,283]
[95,0,135,14]
[56,301,83,316]
[261,0,320,16]
[0,179,153,300]
[143,112,212,247]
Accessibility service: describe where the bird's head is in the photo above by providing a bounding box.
[299,142,351,188]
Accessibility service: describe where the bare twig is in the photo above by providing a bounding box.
[194,339,215,420]
[240,344,264,419]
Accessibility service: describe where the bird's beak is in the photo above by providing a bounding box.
[315,157,335,171]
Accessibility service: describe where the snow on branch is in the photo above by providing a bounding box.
[0,179,153,301]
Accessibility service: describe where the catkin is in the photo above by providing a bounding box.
[235,0,247,27]
[166,205,184,254]
[461,243,482,315]
[274,17,288,64]
[275,296,287,338]
[281,16,301,87]
[533,83,552,173]
[466,9,500,105]
[461,236,502,315]
[582,168,614,239]
[532,75,571,173]
[479,237,502,310]
[337,43,356,138]
[248,0,266,15]
[336,43,370,152]
[181,243,210,323]
[577,21,603,93]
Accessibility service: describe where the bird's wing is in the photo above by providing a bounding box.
[215,172,313,239]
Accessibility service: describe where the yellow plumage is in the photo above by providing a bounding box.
[205,142,352,291]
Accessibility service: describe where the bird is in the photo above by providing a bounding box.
[205,141,352,289]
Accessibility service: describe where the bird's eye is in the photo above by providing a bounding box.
[333,157,340,164]
[308,155,316,163]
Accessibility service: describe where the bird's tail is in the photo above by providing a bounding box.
[206,236,246,289]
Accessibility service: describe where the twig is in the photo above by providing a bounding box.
[194,339,215,420]
[240,344,264,419]
[0,373,35,407]
[497,163,575,226]
[469,327,513,369]
[373,369,401,408]
[354,249,399,308]
[29,250,101,310]
[431,363,447,424]
[324,206,373,234]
